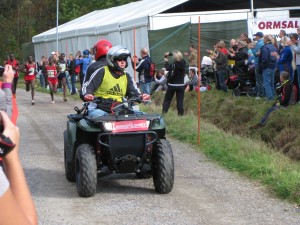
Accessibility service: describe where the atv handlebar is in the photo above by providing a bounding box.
[77,96,143,115]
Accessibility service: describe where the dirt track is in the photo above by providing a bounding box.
[16,89,300,225]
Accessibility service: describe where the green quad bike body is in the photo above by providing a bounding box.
[64,97,174,197]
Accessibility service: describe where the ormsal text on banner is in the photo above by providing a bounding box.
[248,18,300,40]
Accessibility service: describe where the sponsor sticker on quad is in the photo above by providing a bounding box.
[112,120,148,133]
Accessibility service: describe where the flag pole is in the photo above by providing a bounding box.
[197,16,201,145]
[133,27,137,82]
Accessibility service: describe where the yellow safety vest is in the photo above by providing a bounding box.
[94,66,127,102]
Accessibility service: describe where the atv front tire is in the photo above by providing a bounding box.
[153,139,174,194]
[64,130,75,182]
[75,144,97,197]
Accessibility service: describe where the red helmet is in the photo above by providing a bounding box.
[94,39,112,60]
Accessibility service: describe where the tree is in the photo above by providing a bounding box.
[0,0,137,62]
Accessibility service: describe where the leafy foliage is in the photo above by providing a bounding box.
[0,0,137,62]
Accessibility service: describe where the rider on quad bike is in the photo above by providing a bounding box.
[83,45,149,116]
[64,45,174,197]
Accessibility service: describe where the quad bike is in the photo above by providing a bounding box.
[64,96,174,197]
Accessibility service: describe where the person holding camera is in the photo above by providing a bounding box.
[162,50,186,116]
[210,42,229,92]
[0,111,38,225]
[131,48,153,95]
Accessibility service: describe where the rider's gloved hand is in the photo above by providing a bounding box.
[140,94,150,102]
[84,94,94,102]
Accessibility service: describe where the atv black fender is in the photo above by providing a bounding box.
[66,120,77,162]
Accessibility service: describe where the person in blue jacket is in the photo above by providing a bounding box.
[76,49,92,87]
[259,35,278,101]
[271,36,293,81]
[252,32,265,99]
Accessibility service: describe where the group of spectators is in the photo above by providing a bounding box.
[4,26,300,113]
[206,27,300,105]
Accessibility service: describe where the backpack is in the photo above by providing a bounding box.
[74,65,80,75]
[166,63,175,82]
[149,62,156,76]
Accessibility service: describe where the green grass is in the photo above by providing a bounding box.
[143,92,300,205]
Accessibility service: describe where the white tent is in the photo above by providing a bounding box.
[32,0,251,76]
[32,0,189,76]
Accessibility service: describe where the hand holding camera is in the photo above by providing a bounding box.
[164,52,173,58]
[1,65,14,84]
[0,111,18,158]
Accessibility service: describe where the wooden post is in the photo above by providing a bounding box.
[197,16,201,145]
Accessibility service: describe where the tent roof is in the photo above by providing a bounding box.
[32,0,189,43]
[167,0,300,13]
[33,0,300,43]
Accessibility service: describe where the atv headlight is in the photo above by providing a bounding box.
[103,122,113,131]
[152,118,160,127]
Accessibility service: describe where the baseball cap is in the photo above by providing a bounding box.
[51,51,55,55]
[253,32,264,38]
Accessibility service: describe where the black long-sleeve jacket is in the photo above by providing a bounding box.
[278,80,294,107]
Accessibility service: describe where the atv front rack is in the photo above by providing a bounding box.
[86,113,162,123]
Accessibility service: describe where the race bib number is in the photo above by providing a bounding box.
[47,70,55,77]
[28,68,35,75]
[59,64,66,72]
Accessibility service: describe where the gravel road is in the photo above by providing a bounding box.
[15,89,300,225]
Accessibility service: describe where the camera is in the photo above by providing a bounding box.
[0,114,16,157]
[164,52,173,58]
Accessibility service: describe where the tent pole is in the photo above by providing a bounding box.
[197,16,201,145]
[250,0,254,18]
[56,0,59,51]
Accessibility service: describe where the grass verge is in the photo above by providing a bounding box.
[142,103,300,205]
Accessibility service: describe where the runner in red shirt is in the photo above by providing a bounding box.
[21,56,36,105]
[44,56,58,103]
[6,54,20,95]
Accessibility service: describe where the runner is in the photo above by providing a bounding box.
[21,56,36,105]
[57,53,68,101]
[43,56,58,103]
[6,53,20,95]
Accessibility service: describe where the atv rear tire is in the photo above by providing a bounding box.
[64,130,76,182]
[153,139,174,194]
[75,144,97,197]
